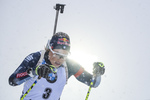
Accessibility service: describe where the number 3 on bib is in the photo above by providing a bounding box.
[43,88,52,99]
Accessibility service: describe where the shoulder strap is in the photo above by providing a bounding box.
[63,61,68,84]
[36,50,46,66]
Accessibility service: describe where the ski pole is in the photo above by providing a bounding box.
[20,76,41,100]
[85,76,95,100]
[20,64,57,100]
[53,4,65,35]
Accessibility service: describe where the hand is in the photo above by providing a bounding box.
[35,64,57,79]
[93,62,105,75]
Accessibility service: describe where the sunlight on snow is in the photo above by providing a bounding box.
[68,50,99,74]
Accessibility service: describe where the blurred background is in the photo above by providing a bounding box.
[0,0,150,100]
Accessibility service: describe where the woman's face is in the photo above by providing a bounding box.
[48,49,69,68]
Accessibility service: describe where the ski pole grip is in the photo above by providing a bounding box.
[54,4,65,13]
[60,5,65,13]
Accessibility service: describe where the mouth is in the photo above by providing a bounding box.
[55,62,61,66]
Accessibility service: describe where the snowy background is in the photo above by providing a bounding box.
[1,0,150,100]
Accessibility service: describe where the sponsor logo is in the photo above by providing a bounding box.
[16,72,28,78]
[57,38,70,46]
[25,54,34,62]
[58,38,69,42]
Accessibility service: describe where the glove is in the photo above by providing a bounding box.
[93,62,105,75]
[35,64,57,79]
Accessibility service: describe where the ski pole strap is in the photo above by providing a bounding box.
[20,76,41,100]
[85,77,95,100]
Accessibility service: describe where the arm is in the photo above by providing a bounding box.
[76,69,101,88]
[66,59,102,88]
[8,51,41,86]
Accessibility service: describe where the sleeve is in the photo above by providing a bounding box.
[8,51,41,86]
[66,59,101,88]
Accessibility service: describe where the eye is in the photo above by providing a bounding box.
[55,54,60,56]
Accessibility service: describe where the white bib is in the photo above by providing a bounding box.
[22,64,67,100]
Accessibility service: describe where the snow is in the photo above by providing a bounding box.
[1,0,150,100]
